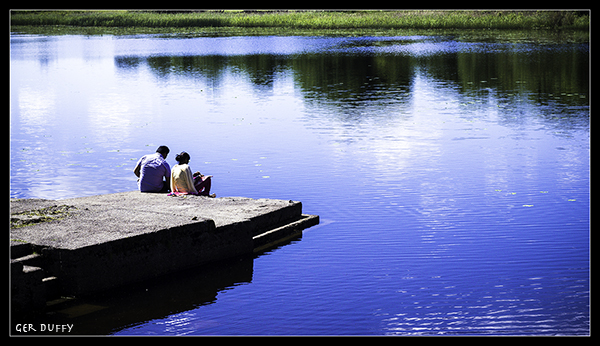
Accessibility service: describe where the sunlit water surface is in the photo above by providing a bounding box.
[10,34,589,335]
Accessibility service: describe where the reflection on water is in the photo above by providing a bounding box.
[10,34,589,335]
[44,255,255,334]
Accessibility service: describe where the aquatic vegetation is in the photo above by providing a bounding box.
[10,10,589,31]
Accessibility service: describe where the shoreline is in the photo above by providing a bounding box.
[10,10,590,32]
[10,25,590,45]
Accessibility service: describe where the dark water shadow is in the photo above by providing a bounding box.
[23,234,300,335]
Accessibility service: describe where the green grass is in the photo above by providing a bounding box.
[10,10,590,31]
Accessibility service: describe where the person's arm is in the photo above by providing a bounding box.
[164,162,171,181]
[133,161,141,178]
[163,162,172,191]
[169,167,175,192]
[184,166,198,194]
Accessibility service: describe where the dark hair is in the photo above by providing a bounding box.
[175,151,190,164]
[156,145,170,156]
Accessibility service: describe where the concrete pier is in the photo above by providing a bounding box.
[10,191,319,317]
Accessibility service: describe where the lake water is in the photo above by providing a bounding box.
[10,33,589,335]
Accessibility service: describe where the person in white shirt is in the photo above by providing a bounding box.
[170,151,215,197]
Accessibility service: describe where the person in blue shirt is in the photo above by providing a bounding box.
[133,145,171,193]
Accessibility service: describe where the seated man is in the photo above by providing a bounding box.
[133,145,171,193]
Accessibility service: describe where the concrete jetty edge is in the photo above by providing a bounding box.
[10,191,319,317]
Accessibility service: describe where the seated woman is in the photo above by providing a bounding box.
[169,151,216,197]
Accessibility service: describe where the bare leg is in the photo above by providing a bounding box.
[194,176,213,196]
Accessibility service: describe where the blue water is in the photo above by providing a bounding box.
[10,34,589,335]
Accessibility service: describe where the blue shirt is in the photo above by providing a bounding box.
[136,153,171,192]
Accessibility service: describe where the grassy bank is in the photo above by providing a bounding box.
[10,10,589,31]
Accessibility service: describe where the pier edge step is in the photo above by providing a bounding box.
[253,214,319,253]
